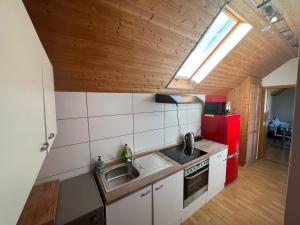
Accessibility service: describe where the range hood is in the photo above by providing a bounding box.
[155,94,204,105]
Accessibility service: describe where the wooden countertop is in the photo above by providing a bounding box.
[17,180,59,225]
[94,139,227,204]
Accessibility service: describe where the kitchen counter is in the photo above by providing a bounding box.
[94,139,227,204]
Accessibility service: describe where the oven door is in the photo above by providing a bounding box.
[184,166,209,207]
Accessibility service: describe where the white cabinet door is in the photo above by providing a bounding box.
[0,1,46,224]
[41,50,57,150]
[106,186,152,225]
[153,171,184,225]
[208,149,227,200]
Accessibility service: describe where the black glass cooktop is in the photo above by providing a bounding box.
[160,144,207,165]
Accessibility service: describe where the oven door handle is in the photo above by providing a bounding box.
[185,168,208,180]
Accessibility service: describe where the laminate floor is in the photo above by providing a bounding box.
[183,160,288,225]
[264,137,290,165]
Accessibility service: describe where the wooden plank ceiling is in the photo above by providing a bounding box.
[23,0,298,94]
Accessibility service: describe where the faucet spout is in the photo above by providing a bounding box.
[126,147,133,164]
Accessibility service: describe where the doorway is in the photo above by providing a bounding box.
[262,87,295,165]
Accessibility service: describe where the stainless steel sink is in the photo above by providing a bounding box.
[105,163,140,185]
[99,154,172,192]
[101,163,140,191]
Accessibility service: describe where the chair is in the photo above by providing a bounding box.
[268,117,292,149]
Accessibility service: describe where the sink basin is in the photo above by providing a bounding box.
[102,164,140,191]
[99,154,172,192]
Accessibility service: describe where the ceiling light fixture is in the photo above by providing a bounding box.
[191,23,252,83]
[279,28,290,33]
[270,15,278,23]
[270,15,283,24]
[256,0,271,8]
[292,42,299,48]
[256,0,298,49]
[261,25,271,32]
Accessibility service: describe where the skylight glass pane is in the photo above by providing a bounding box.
[175,11,236,78]
[192,23,252,83]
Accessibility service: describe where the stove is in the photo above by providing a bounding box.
[160,144,207,165]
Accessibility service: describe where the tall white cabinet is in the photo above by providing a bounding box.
[42,50,57,149]
[0,1,56,225]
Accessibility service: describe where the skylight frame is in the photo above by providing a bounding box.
[191,22,252,83]
[173,9,240,80]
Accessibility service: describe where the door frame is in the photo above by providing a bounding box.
[257,84,296,159]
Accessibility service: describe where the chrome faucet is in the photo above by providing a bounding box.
[126,147,133,164]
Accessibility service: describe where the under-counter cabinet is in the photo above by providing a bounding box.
[106,186,152,225]
[0,1,56,224]
[153,170,183,225]
[106,171,183,225]
[208,149,228,200]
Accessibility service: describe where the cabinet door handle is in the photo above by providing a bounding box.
[48,133,55,140]
[155,184,164,191]
[40,142,49,152]
[140,190,150,197]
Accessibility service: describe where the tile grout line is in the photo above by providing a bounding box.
[52,141,90,150]
[132,93,135,154]
[56,107,201,121]
[53,124,192,150]
[37,165,90,182]
[53,121,200,150]
[163,104,166,145]
[85,92,93,170]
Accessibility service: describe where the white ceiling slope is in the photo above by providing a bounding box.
[262,57,298,87]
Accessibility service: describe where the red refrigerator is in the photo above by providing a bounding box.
[202,114,240,185]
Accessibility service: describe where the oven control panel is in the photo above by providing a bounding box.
[185,159,209,177]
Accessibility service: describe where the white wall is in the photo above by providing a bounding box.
[262,57,298,87]
[36,92,204,183]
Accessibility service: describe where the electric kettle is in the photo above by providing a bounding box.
[184,132,195,155]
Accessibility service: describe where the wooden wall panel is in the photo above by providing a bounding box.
[246,79,261,164]
[226,76,261,166]
[257,88,267,160]
[23,0,298,94]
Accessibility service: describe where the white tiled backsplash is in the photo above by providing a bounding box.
[36,92,204,183]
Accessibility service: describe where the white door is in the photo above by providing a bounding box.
[153,171,184,225]
[41,50,57,150]
[0,1,47,224]
[106,186,152,225]
[208,149,227,200]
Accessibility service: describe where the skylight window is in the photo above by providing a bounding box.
[169,9,252,87]
[192,23,252,83]
[175,11,238,79]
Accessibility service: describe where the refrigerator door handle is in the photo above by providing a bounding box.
[227,151,239,159]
